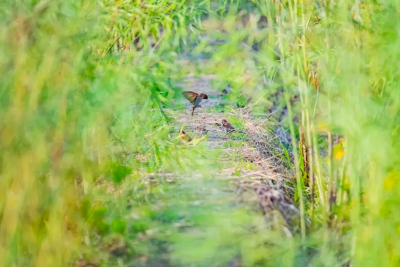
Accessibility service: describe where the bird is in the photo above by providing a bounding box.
[182,91,208,116]
[179,130,192,142]
[222,119,235,132]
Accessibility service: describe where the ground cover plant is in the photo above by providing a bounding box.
[1,0,400,266]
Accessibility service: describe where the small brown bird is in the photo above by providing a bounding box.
[182,91,208,116]
[222,119,235,132]
[179,130,192,142]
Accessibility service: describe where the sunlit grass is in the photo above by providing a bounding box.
[1,0,400,266]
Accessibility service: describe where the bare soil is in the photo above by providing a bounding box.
[174,76,300,234]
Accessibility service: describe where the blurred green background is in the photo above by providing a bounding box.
[0,0,400,266]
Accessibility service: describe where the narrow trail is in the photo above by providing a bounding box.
[130,76,301,267]
[88,76,302,267]
[174,76,300,235]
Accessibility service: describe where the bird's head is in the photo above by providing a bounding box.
[200,93,208,99]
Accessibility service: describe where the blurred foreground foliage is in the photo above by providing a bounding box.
[0,0,400,266]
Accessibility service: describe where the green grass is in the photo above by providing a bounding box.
[1,0,400,266]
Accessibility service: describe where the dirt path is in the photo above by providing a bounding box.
[87,76,302,267]
[174,76,299,235]
[125,76,301,267]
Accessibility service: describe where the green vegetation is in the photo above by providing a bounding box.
[1,0,400,266]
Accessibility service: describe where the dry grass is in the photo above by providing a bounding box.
[171,76,300,236]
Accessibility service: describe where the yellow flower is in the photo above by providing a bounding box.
[333,138,345,160]
[383,170,399,191]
